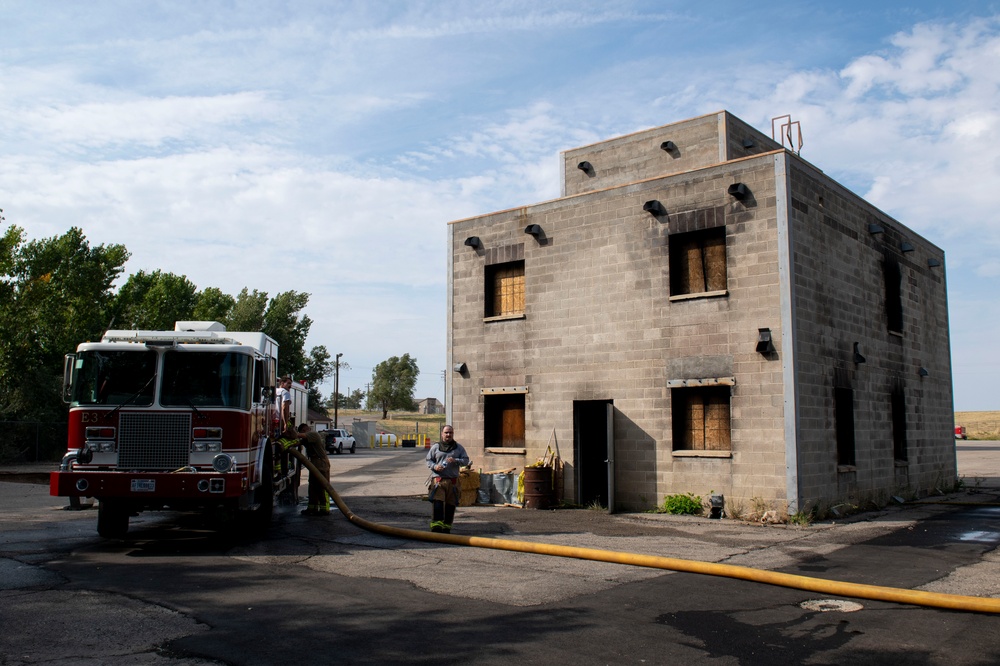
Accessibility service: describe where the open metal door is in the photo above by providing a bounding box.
[606,402,615,514]
[573,399,613,509]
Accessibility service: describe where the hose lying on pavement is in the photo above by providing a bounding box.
[288,449,1000,614]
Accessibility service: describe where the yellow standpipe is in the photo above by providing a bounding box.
[288,449,1000,614]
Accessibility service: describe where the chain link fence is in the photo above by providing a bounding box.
[0,421,68,464]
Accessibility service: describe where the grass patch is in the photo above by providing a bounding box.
[787,510,813,526]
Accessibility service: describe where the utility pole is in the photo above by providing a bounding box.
[334,353,343,428]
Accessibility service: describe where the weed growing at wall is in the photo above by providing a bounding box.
[651,492,703,515]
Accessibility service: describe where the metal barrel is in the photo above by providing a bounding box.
[522,466,555,509]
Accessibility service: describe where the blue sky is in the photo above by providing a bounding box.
[2,1,998,410]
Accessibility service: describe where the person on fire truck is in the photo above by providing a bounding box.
[275,376,293,431]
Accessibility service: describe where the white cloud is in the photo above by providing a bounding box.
[25,93,274,148]
[3,3,1000,406]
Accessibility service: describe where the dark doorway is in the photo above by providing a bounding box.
[574,400,613,510]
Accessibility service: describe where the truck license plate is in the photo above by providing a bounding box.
[131,479,155,492]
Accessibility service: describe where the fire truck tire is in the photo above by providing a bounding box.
[247,450,274,532]
[97,500,129,538]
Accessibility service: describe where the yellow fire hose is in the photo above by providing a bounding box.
[288,449,1000,614]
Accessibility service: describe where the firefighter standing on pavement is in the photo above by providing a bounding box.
[425,425,469,533]
[297,423,331,516]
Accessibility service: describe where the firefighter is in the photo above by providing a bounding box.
[274,426,299,478]
[297,423,331,516]
[425,425,469,533]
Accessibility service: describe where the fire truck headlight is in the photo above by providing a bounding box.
[86,441,115,453]
[206,441,222,453]
[212,454,235,473]
[191,442,207,453]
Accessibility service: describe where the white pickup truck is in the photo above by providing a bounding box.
[324,428,356,454]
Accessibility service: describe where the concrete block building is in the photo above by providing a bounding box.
[446,110,955,515]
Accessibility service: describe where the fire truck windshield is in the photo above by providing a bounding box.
[72,350,157,406]
[160,351,254,409]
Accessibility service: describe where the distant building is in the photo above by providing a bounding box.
[447,110,954,515]
[307,408,332,431]
[417,398,443,415]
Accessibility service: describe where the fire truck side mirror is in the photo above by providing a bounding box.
[62,354,76,403]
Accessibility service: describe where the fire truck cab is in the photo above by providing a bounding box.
[50,321,300,538]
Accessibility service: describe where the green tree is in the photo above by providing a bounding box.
[369,354,419,419]
[303,345,333,386]
[262,290,312,379]
[302,345,333,410]
[344,388,365,409]
[193,287,235,323]
[0,223,128,423]
[225,288,268,332]
[326,389,363,410]
[224,288,320,388]
[111,270,197,330]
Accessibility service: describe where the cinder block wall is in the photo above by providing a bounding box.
[786,159,955,509]
[562,111,781,198]
[450,111,954,514]
[451,150,789,512]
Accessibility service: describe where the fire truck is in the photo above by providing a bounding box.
[50,321,300,538]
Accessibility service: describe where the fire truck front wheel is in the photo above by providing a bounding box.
[97,499,130,538]
[245,449,274,533]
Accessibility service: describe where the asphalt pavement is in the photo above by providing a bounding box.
[3,440,1000,664]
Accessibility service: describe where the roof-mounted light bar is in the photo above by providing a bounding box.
[102,332,238,345]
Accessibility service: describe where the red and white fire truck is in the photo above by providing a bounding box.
[50,321,300,538]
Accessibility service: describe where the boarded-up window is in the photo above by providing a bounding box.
[671,386,731,451]
[669,227,727,296]
[484,394,525,447]
[485,261,525,317]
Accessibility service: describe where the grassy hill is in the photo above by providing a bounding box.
[332,409,446,440]
[955,411,1000,440]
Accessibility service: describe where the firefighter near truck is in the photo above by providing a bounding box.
[49,321,302,538]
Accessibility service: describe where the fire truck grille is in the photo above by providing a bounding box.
[118,413,192,470]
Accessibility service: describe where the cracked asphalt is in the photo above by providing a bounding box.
[2,442,1000,665]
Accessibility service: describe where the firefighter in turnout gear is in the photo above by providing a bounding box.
[425,425,469,533]
[274,427,299,477]
[297,423,331,516]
